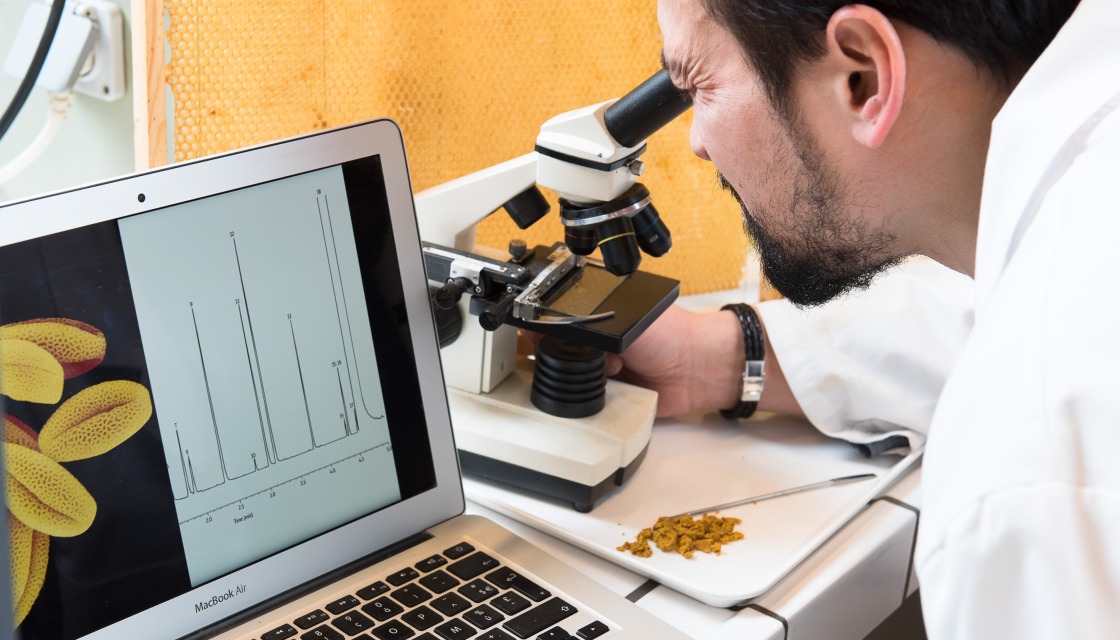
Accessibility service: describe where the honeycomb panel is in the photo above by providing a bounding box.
[164,0,749,294]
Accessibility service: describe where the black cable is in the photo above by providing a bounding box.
[0,0,67,143]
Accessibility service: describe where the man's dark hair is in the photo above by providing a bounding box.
[701,0,1081,114]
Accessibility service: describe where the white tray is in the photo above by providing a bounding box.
[464,413,921,608]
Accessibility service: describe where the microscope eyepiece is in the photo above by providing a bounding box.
[603,69,693,149]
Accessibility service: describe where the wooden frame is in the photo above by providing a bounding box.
[130,0,166,170]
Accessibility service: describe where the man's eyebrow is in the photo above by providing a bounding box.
[660,51,681,78]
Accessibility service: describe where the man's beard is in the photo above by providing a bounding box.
[720,117,903,307]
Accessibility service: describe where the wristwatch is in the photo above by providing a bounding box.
[720,303,765,420]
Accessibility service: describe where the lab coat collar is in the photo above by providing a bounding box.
[974,0,1120,312]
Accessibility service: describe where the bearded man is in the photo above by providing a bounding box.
[616,1,1119,637]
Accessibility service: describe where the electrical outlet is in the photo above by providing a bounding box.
[73,0,125,101]
[3,2,96,93]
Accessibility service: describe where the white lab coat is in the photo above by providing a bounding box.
[759,0,1120,636]
[757,257,973,451]
[918,0,1120,637]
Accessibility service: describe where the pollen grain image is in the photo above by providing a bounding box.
[0,221,191,639]
[2,317,152,625]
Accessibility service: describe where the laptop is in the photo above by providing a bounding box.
[0,119,689,640]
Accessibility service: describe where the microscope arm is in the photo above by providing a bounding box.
[414,153,538,251]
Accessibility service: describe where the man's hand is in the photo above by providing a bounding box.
[603,304,799,418]
[599,304,738,417]
[520,304,801,419]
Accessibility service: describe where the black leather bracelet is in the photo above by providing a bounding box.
[720,303,765,420]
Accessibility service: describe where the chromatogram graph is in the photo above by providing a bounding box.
[158,189,389,520]
[119,166,402,584]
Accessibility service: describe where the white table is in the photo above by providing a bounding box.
[466,444,922,639]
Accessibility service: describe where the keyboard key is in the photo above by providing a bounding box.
[388,567,421,586]
[443,543,475,559]
[415,554,449,573]
[448,552,499,580]
[431,593,472,617]
[331,610,375,635]
[433,620,478,639]
[362,597,405,621]
[463,604,504,630]
[401,605,444,631]
[294,610,331,630]
[490,592,530,616]
[262,623,298,640]
[484,568,550,602]
[575,621,609,639]
[419,570,460,594]
[392,583,433,607]
[300,625,344,640]
[357,581,391,600]
[326,594,361,615]
[502,598,577,639]
[415,634,439,640]
[476,631,515,640]
[372,620,416,640]
[458,580,498,603]
[536,629,570,640]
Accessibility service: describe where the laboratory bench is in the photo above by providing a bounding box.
[465,422,925,640]
[459,286,927,639]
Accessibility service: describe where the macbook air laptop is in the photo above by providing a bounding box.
[0,119,689,640]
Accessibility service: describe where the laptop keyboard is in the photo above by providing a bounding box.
[255,540,614,640]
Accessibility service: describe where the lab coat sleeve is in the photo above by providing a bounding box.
[754,257,973,451]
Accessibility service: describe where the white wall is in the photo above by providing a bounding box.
[0,0,135,203]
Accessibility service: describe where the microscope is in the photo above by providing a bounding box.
[415,70,692,512]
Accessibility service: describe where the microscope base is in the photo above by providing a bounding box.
[459,444,648,513]
[447,356,657,512]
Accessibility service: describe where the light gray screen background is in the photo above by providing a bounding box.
[119,166,400,585]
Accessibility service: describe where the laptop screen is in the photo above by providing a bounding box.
[0,121,461,639]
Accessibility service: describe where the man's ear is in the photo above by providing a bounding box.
[825,5,906,149]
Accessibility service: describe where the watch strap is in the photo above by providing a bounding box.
[720,302,765,420]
